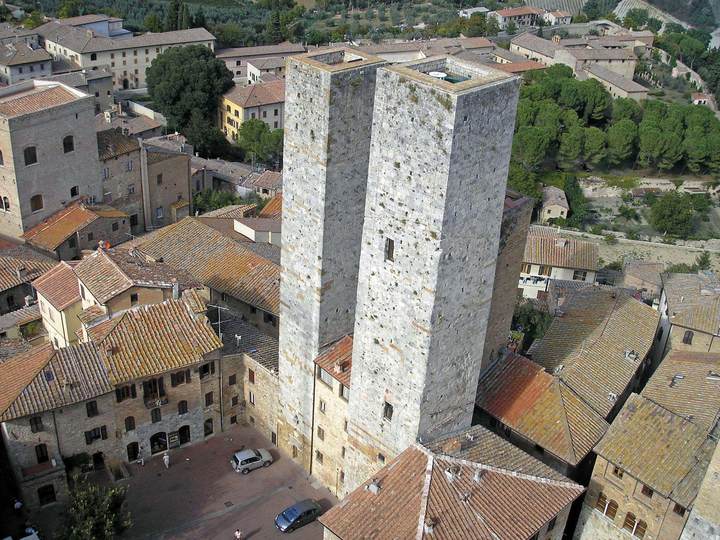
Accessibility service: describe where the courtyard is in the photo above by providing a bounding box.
[30,426,335,540]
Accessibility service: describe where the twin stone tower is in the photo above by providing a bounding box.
[277,48,521,491]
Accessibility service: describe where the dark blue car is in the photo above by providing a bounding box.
[274,499,322,533]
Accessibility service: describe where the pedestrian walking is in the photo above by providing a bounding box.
[13,498,22,513]
[234,529,243,540]
[163,452,170,469]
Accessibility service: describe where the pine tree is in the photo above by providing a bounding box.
[164,0,181,31]
[180,4,191,30]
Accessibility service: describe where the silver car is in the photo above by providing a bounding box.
[231,448,273,474]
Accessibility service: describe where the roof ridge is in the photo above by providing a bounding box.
[415,450,434,539]
[556,380,584,463]
[421,445,583,491]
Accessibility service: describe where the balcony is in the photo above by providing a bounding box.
[144,396,169,409]
[22,460,60,479]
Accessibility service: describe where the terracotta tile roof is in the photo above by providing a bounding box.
[0,342,112,421]
[0,256,55,293]
[245,170,282,190]
[528,288,660,418]
[216,42,306,59]
[427,425,567,481]
[511,33,562,59]
[315,335,352,387]
[32,261,81,311]
[96,128,140,160]
[595,394,717,508]
[623,260,663,288]
[259,193,282,219]
[321,427,584,540]
[135,217,280,315]
[542,186,569,210]
[89,291,222,384]
[0,343,55,419]
[0,43,51,67]
[0,84,77,117]
[224,80,285,109]
[662,272,720,335]
[642,351,720,432]
[495,60,546,73]
[220,315,279,373]
[524,233,599,271]
[23,202,127,251]
[496,6,545,16]
[74,247,199,305]
[0,303,41,332]
[201,205,256,219]
[77,304,107,327]
[235,217,281,233]
[247,56,286,70]
[585,64,647,93]
[476,353,608,466]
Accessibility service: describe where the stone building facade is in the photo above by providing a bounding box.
[481,191,532,368]
[277,49,385,471]
[345,57,520,490]
[0,80,102,238]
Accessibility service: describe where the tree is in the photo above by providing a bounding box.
[683,126,707,173]
[192,8,207,29]
[623,8,648,30]
[512,126,550,172]
[512,300,552,348]
[144,13,163,33]
[581,80,610,123]
[611,98,642,124]
[558,125,584,170]
[266,11,283,43]
[23,11,46,29]
[180,4,191,30]
[583,127,606,168]
[236,119,283,166]
[507,161,540,200]
[515,99,536,128]
[59,476,131,540]
[650,192,695,237]
[506,21,517,35]
[164,0,181,31]
[58,0,82,18]
[185,110,231,158]
[533,100,563,143]
[646,17,662,33]
[147,45,233,132]
[607,119,637,166]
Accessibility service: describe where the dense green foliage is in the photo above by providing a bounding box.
[236,119,284,168]
[648,192,696,237]
[645,0,717,29]
[509,64,720,199]
[59,476,131,540]
[193,189,268,214]
[666,251,712,273]
[512,301,552,350]
[147,45,232,152]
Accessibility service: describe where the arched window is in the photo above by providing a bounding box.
[124,416,135,432]
[623,513,637,533]
[30,194,43,212]
[635,520,647,539]
[595,492,618,519]
[178,400,188,415]
[90,53,97,61]
[1,196,8,211]
[63,135,74,154]
[683,330,694,345]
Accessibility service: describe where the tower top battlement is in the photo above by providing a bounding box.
[293,47,385,73]
[387,55,515,94]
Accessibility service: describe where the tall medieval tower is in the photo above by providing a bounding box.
[345,57,521,489]
[278,49,385,470]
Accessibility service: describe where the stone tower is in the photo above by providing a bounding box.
[278,48,385,470]
[345,56,520,489]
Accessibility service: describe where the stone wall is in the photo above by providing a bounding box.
[142,149,191,231]
[278,50,385,471]
[242,355,279,443]
[481,194,532,370]
[100,146,145,235]
[0,92,101,237]
[346,61,520,490]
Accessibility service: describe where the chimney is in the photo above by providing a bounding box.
[473,469,485,483]
[366,479,381,494]
[172,279,180,300]
[14,265,27,280]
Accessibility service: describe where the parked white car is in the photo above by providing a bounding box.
[231,448,273,474]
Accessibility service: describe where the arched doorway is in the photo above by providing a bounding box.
[122,79,129,90]
[178,425,191,445]
[204,419,213,437]
[127,442,139,462]
[150,432,167,454]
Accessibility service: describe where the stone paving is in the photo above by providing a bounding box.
[123,425,336,539]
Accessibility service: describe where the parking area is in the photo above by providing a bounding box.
[123,425,335,539]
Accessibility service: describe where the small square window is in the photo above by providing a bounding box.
[248,369,255,384]
[317,426,324,440]
[641,484,653,498]
[612,466,624,479]
[130,293,138,306]
[377,453,385,464]
[112,222,119,232]
[232,395,239,406]
[229,374,237,386]
[315,450,323,464]
[673,503,686,517]
[383,401,393,421]
[205,392,214,406]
